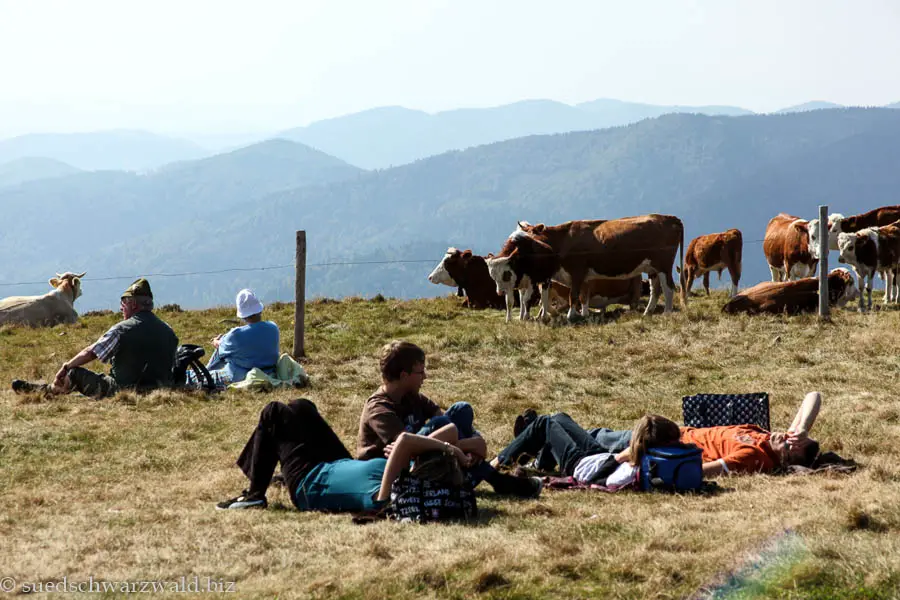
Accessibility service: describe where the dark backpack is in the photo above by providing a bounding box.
[172,344,217,392]
[640,444,703,492]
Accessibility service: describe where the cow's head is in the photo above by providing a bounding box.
[808,213,845,256]
[828,213,846,238]
[49,272,86,301]
[808,218,823,260]
[827,268,859,307]
[837,230,875,266]
[485,248,519,296]
[427,247,462,288]
[516,221,546,237]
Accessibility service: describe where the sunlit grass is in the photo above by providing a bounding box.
[1,292,899,598]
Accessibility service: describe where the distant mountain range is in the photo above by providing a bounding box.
[0,157,81,188]
[775,101,846,113]
[3,99,899,176]
[277,99,757,169]
[0,139,363,308]
[0,130,210,171]
[4,107,899,311]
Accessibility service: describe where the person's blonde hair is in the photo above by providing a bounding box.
[628,414,681,466]
[379,340,426,382]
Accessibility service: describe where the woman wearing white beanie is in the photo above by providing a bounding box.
[187,289,280,389]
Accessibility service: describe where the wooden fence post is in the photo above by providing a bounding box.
[294,231,306,357]
[818,205,830,320]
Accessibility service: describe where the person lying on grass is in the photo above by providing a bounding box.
[356,340,542,498]
[486,413,682,486]
[216,398,474,511]
[492,392,823,478]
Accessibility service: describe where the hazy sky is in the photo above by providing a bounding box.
[2,0,899,137]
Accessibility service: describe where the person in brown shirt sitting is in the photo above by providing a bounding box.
[357,340,542,498]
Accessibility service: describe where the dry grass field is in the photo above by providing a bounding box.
[2,292,900,599]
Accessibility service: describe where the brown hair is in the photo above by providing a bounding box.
[628,414,681,466]
[379,341,426,382]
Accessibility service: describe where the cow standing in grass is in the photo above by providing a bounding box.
[0,272,86,326]
[809,205,900,259]
[427,248,506,309]
[763,214,818,282]
[680,229,742,296]
[485,215,684,322]
[837,221,900,311]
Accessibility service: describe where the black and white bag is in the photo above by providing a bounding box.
[682,393,770,430]
[388,451,477,523]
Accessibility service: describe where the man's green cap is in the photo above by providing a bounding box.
[122,278,152,299]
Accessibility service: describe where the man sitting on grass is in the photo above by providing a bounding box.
[357,340,542,498]
[494,391,823,477]
[11,278,178,399]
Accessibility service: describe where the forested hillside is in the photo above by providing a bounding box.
[0,157,83,188]
[6,108,896,310]
[0,139,365,308]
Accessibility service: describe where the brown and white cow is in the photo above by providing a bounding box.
[809,205,900,258]
[837,221,900,311]
[428,248,506,309]
[680,229,742,296]
[0,272,86,326]
[763,214,818,282]
[722,268,858,315]
[547,277,645,318]
[485,215,684,322]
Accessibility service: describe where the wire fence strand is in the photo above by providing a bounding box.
[0,238,769,288]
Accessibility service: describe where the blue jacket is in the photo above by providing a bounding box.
[207,320,280,382]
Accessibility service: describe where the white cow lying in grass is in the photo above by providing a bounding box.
[0,272,86,326]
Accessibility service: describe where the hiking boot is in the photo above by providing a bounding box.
[526,476,543,498]
[513,408,538,437]
[487,471,543,498]
[11,379,49,394]
[215,490,267,510]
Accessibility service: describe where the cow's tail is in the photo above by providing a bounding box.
[679,224,687,307]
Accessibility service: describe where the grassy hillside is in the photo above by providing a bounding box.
[1,294,899,599]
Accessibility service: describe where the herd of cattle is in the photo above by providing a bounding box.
[1,206,899,327]
[428,205,900,321]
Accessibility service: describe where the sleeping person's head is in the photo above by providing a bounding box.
[627,414,681,466]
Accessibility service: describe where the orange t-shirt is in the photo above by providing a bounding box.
[679,425,780,474]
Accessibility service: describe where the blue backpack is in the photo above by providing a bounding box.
[640,444,703,492]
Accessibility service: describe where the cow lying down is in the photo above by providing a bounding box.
[0,272,86,326]
[722,268,858,315]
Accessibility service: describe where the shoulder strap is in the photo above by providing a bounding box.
[189,360,217,392]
